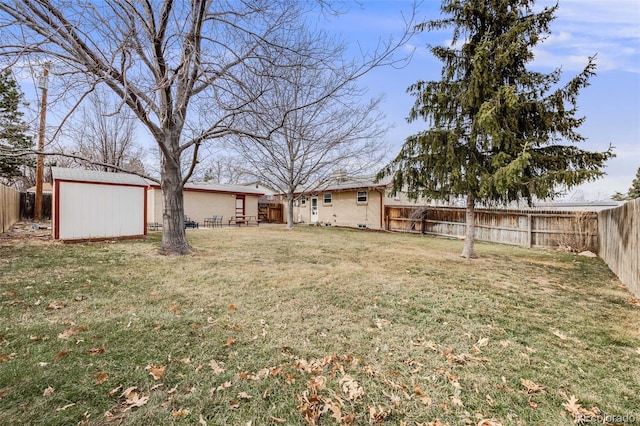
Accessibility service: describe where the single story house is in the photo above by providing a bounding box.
[286,176,423,230]
[146,181,264,226]
[51,167,148,241]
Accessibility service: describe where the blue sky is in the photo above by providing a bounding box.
[330,0,640,200]
[12,1,638,200]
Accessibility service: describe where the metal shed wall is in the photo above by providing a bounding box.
[54,180,146,241]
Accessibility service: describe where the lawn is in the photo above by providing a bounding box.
[0,226,638,425]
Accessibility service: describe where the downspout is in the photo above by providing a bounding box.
[53,179,60,240]
[376,188,384,230]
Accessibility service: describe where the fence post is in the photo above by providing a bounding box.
[527,214,532,247]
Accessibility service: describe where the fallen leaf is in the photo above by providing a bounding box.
[229,400,240,410]
[224,337,235,347]
[451,395,464,407]
[0,353,15,362]
[53,349,70,362]
[297,391,322,425]
[368,404,391,423]
[285,373,296,384]
[307,375,327,392]
[551,329,568,340]
[149,291,159,296]
[422,419,448,426]
[228,304,236,310]
[323,398,344,423]
[89,344,106,356]
[270,417,286,424]
[46,301,65,310]
[238,391,252,399]
[146,364,166,380]
[384,391,402,407]
[419,395,433,406]
[169,305,180,314]
[477,420,504,426]
[0,389,9,398]
[199,414,207,426]
[486,394,495,407]
[56,402,76,411]
[209,360,225,374]
[95,372,108,384]
[374,318,390,329]
[58,326,87,339]
[214,381,232,393]
[43,386,55,397]
[520,378,546,394]
[562,394,582,418]
[172,409,189,418]
[339,375,364,401]
[107,385,123,398]
[121,386,149,410]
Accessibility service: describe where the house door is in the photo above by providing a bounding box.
[235,195,245,217]
[310,196,319,223]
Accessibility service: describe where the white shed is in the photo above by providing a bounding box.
[51,167,148,241]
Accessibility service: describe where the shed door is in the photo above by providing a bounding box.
[310,196,319,223]
[235,195,245,216]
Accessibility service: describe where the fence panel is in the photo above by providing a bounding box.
[598,199,639,297]
[0,184,21,234]
[385,205,598,252]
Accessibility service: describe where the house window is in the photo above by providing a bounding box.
[357,191,368,203]
[323,193,332,204]
[300,196,307,206]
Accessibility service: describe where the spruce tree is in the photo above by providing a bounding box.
[378,0,613,258]
[0,68,33,183]
[615,167,640,200]
[629,168,640,200]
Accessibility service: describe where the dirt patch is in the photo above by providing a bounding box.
[0,220,53,243]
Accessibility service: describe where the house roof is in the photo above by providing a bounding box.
[294,175,392,195]
[146,180,265,196]
[185,182,265,196]
[26,182,53,193]
[51,167,148,186]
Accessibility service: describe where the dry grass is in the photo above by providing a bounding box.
[0,225,639,425]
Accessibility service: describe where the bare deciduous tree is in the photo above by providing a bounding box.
[66,91,145,174]
[197,154,251,185]
[0,0,413,254]
[228,58,391,228]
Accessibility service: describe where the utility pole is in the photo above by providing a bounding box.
[35,62,49,222]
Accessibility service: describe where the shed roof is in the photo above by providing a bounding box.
[51,167,148,186]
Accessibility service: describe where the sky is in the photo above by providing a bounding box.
[329,0,640,201]
[11,0,639,201]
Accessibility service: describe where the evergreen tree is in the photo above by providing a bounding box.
[614,167,640,200]
[629,168,640,200]
[0,68,33,184]
[378,0,613,258]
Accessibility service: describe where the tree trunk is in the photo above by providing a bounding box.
[461,193,477,259]
[159,150,192,255]
[286,192,295,230]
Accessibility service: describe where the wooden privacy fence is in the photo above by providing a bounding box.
[598,199,639,297]
[385,205,598,252]
[0,184,21,234]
